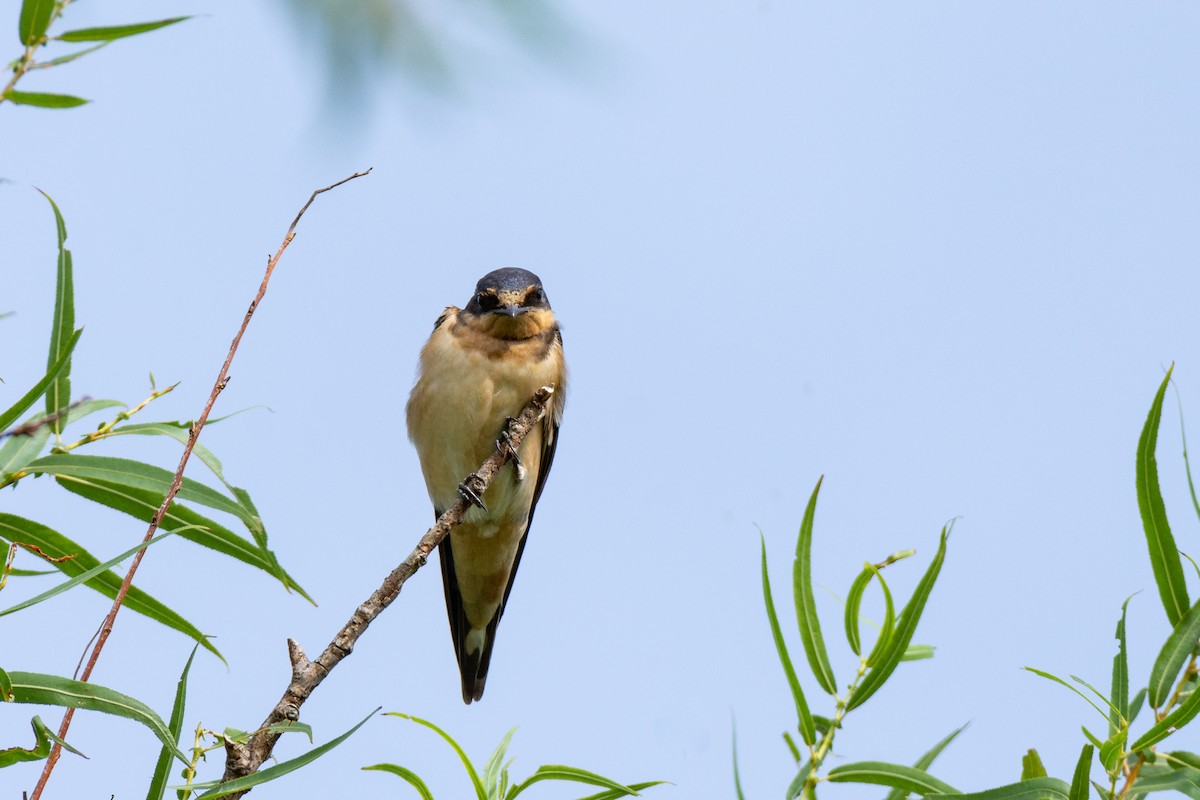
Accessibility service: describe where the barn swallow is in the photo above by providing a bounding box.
[406,268,567,703]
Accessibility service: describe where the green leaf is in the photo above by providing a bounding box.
[847,525,950,711]
[56,17,190,42]
[1173,386,1200,526]
[2,90,89,108]
[846,560,896,663]
[1167,751,1200,769]
[0,714,85,766]
[39,190,74,434]
[928,777,1071,800]
[386,713,486,800]
[483,726,517,795]
[1021,749,1047,779]
[901,644,936,661]
[33,41,109,67]
[575,783,667,800]
[146,645,198,800]
[1131,681,1200,752]
[1068,744,1093,800]
[18,0,54,45]
[1138,367,1189,627]
[884,724,970,800]
[793,477,837,695]
[1023,668,1110,721]
[507,765,645,798]
[1131,687,1149,726]
[184,708,377,798]
[0,327,81,432]
[52,473,310,601]
[0,514,221,661]
[6,671,188,764]
[0,666,11,700]
[1128,767,1200,795]
[826,761,957,794]
[0,426,50,477]
[362,764,435,799]
[1112,598,1132,735]
[782,730,801,764]
[761,534,816,746]
[732,722,745,800]
[785,762,812,800]
[1149,596,1200,709]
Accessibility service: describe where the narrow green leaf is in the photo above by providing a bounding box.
[884,724,970,800]
[0,328,81,432]
[3,90,89,108]
[0,514,221,661]
[732,722,746,800]
[185,708,377,798]
[33,41,109,67]
[0,426,50,477]
[66,398,126,426]
[0,667,11,700]
[901,644,936,661]
[785,762,812,800]
[1137,367,1189,626]
[761,534,816,745]
[7,671,187,764]
[928,777,1071,800]
[1128,767,1200,794]
[40,190,74,433]
[865,565,896,667]
[1024,668,1110,721]
[1166,751,1200,769]
[1021,749,1047,779]
[793,477,837,695]
[57,17,190,42]
[1149,596,1200,708]
[1131,682,1200,752]
[0,715,85,766]
[1131,688,1149,726]
[483,727,518,794]
[845,566,872,656]
[146,645,198,800]
[1068,744,1093,800]
[1173,386,1200,526]
[507,765,644,798]
[826,761,957,794]
[1112,598,1132,735]
[1099,727,1123,772]
[575,783,667,800]
[386,713,486,800]
[847,525,950,711]
[782,730,801,764]
[18,0,54,45]
[362,764,435,800]
[53,474,311,601]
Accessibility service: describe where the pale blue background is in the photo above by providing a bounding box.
[3,2,1200,797]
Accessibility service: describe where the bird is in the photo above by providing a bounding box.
[406,267,567,703]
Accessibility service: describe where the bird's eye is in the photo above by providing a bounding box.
[476,292,499,311]
[523,288,544,306]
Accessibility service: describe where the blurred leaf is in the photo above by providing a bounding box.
[53,474,310,601]
[6,671,187,764]
[18,0,53,45]
[39,189,74,433]
[0,714,85,766]
[1138,367,1188,626]
[0,514,220,660]
[1021,749,1047,779]
[1099,727,1124,772]
[0,328,81,432]
[1129,767,1200,795]
[576,783,667,800]
[1131,687,1149,726]
[761,534,816,746]
[928,778,1071,800]
[884,725,969,800]
[362,763,434,799]
[1131,683,1200,752]
[57,17,190,42]
[0,427,49,477]
[785,762,812,800]
[1111,597,1132,735]
[847,525,950,711]
[1149,597,1200,708]
[182,708,377,798]
[33,41,109,67]
[146,645,198,800]
[1168,752,1200,769]
[482,726,516,793]
[901,645,936,662]
[386,713,486,800]
[1068,744,1093,800]
[3,90,88,108]
[507,765,650,798]
[826,761,956,794]
[793,477,836,695]
[782,730,801,764]
[65,399,125,426]
[0,666,11,700]
[732,721,746,800]
[1173,387,1200,525]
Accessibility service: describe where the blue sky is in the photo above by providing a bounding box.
[4,2,1200,797]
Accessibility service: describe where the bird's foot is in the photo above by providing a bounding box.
[458,474,488,511]
[497,425,527,481]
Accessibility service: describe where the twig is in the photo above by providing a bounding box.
[0,397,90,438]
[29,169,371,800]
[218,387,556,797]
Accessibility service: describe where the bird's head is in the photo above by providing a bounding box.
[460,267,556,340]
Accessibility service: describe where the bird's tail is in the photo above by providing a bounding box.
[438,538,501,704]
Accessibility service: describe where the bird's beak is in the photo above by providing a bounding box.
[493,304,525,317]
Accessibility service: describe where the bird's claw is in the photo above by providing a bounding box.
[497,425,526,482]
[458,475,487,511]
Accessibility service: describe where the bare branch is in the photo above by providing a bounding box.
[218,386,556,796]
[29,169,371,800]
